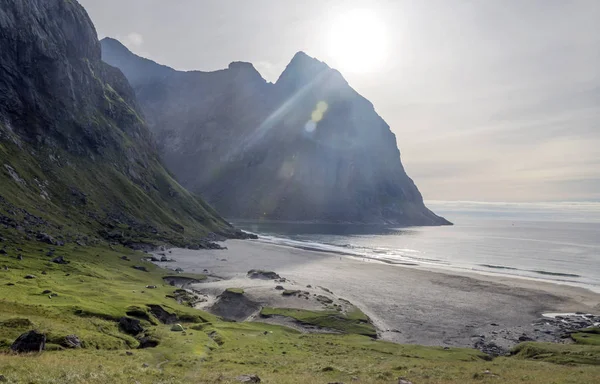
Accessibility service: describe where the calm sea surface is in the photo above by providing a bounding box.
[235,217,600,293]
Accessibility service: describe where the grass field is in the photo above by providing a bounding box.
[1,239,599,383]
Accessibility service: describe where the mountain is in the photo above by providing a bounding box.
[0,0,246,249]
[101,39,450,225]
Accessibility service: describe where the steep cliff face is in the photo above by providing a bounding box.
[0,0,235,248]
[101,40,450,225]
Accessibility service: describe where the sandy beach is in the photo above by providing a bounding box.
[154,239,600,351]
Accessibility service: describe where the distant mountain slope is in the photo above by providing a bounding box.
[0,0,241,249]
[101,39,451,225]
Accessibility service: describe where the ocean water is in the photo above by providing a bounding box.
[235,216,600,293]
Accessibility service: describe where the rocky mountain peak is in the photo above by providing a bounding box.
[227,61,266,84]
[275,51,334,91]
[100,37,129,54]
[100,37,174,87]
[101,43,451,225]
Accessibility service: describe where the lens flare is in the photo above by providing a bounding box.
[305,101,328,133]
[305,120,317,133]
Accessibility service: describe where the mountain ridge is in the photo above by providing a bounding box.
[101,37,451,226]
[0,0,249,250]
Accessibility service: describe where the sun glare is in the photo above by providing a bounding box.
[327,9,388,74]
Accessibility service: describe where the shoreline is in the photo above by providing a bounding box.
[253,234,600,294]
[153,239,600,353]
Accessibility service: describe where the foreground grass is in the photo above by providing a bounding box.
[1,239,599,383]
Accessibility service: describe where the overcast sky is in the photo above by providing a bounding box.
[79,0,600,203]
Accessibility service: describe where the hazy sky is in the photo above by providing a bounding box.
[79,0,600,203]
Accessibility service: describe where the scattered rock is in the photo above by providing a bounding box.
[318,286,333,294]
[119,317,144,335]
[170,324,184,332]
[275,285,285,290]
[11,330,46,353]
[247,269,281,280]
[0,249,7,255]
[24,275,36,279]
[398,378,413,384]
[236,374,261,383]
[36,233,56,245]
[175,267,184,273]
[210,289,261,322]
[0,374,6,382]
[126,351,134,356]
[42,290,52,294]
[146,285,157,289]
[41,271,47,275]
[63,335,81,348]
[137,337,159,349]
[51,256,69,264]
[160,256,171,262]
[120,256,130,261]
[132,265,148,272]
[142,363,149,368]
[148,304,178,324]
[17,254,23,260]
[316,295,333,304]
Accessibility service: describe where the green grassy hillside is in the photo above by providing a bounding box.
[1,241,599,383]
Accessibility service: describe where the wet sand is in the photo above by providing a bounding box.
[154,240,600,349]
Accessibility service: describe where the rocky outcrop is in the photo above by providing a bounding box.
[11,330,46,353]
[101,40,450,225]
[0,0,235,248]
[118,317,144,336]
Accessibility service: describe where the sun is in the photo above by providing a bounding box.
[327,9,388,74]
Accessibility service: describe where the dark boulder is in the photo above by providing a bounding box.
[51,256,69,264]
[236,374,261,383]
[36,233,56,245]
[119,317,144,335]
[62,335,82,348]
[137,337,159,349]
[132,265,149,272]
[11,330,46,353]
[147,304,178,324]
[247,270,281,280]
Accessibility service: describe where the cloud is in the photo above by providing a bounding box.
[426,200,600,223]
[123,32,144,48]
